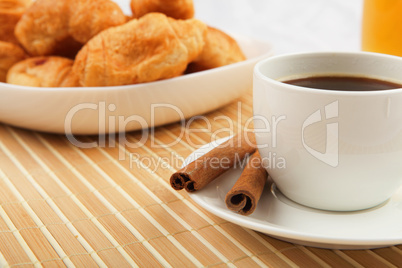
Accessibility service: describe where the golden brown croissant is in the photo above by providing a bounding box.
[68,0,128,44]
[72,13,206,87]
[0,0,31,44]
[14,0,81,57]
[0,41,26,82]
[131,0,194,19]
[7,56,79,87]
[186,26,246,73]
[15,0,126,57]
[167,17,206,62]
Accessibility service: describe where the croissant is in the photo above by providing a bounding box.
[7,56,79,87]
[186,26,246,73]
[72,12,206,87]
[14,0,126,57]
[68,0,128,44]
[131,0,194,19]
[0,0,31,44]
[0,41,26,82]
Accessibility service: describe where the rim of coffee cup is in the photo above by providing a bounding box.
[254,51,402,96]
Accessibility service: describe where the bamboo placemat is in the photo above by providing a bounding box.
[0,88,401,267]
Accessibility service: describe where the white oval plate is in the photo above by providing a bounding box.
[187,137,402,250]
[0,35,272,135]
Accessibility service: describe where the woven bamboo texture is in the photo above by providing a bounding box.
[0,88,401,267]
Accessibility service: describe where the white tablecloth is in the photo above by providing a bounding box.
[194,0,363,54]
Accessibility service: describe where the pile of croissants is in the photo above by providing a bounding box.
[0,0,246,87]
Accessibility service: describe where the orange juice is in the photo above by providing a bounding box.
[362,0,402,56]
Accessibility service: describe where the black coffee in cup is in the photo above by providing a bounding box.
[283,75,402,91]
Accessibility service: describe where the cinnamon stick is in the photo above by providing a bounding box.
[170,132,256,192]
[225,151,267,215]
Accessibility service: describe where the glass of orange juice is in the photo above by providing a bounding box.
[362,0,402,56]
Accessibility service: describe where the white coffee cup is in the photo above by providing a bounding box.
[253,51,402,211]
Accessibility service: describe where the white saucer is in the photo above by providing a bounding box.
[187,137,402,249]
